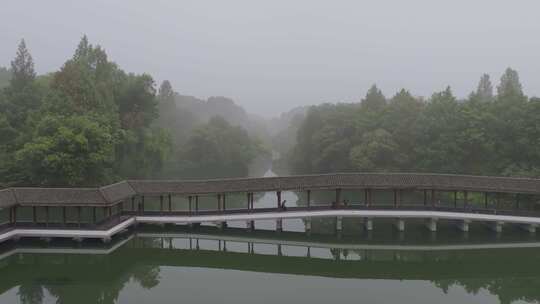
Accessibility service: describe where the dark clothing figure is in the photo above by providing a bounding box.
[281,200,287,211]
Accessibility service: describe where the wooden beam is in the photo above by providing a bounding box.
[168,194,172,212]
[307,190,311,208]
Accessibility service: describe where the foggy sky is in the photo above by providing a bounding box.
[1,0,539,117]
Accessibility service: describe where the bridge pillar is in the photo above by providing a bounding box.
[394,218,405,232]
[276,219,283,232]
[216,221,227,230]
[246,220,255,231]
[521,223,537,233]
[489,221,504,233]
[425,218,438,232]
[336,216,343,232]
[456,219,471,232]
[305,218,312,232]
[364,218,373,231]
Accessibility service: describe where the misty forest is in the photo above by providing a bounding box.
[1,37,539,188]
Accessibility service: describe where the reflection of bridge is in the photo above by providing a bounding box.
[1,231,540,304]
[1,173,540,242]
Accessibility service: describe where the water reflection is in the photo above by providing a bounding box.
[1,229,540,304]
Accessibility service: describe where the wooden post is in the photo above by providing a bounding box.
[160,195,164,214]
[277,191,282,209]
[131,196,135,211]
[336,188,342,208]
[365,189,369,206]
[454,191,457,208]
[431,189,435,207]
[62,206,67,226]
[393,190,397,208]
[141,196,145,213]
[223,194,226,210]
[188,196,192,214]
[516,194,520,210]
[247,193,250,210]
[77,206,81,228]
[423,190,427,206]
[195,196,199,213]
[93,207,97,224]
[307,190,311,208]
[45,206,49,227]
[32,206,37,225]
[484,192,488,209]
[464,191,468,209]
[13,206,17,226]
[168,194,172,212]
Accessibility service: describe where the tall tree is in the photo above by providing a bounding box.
[361,84,386,111]
[10,39,35,90]
[497,68,525,102]
[474,74,493,102]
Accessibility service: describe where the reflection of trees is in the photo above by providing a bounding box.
[9,237,540,304]
[433,278,540,304]
[18,284,43,304]
[131,265,160,289]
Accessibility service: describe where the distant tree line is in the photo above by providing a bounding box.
[288,69,540,177]
[0,37,262,187]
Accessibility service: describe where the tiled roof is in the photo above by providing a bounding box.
[11,188,109,207]
[127,173,540,195]
[1,173,540,207]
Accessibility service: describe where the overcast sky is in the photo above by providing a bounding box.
[1,0,539,117]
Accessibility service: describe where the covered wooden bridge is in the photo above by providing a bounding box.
[1,173,540,242]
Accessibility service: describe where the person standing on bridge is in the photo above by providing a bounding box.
[281,200,287,211]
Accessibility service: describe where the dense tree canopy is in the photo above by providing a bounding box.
[0,37,266,187]
[288,70,540,178]
[174,116,263,178]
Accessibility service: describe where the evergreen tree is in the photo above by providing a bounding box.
[475,74,493,102]
[10,39,35,90]
[361,84,386,111]
[497,67,525,102]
